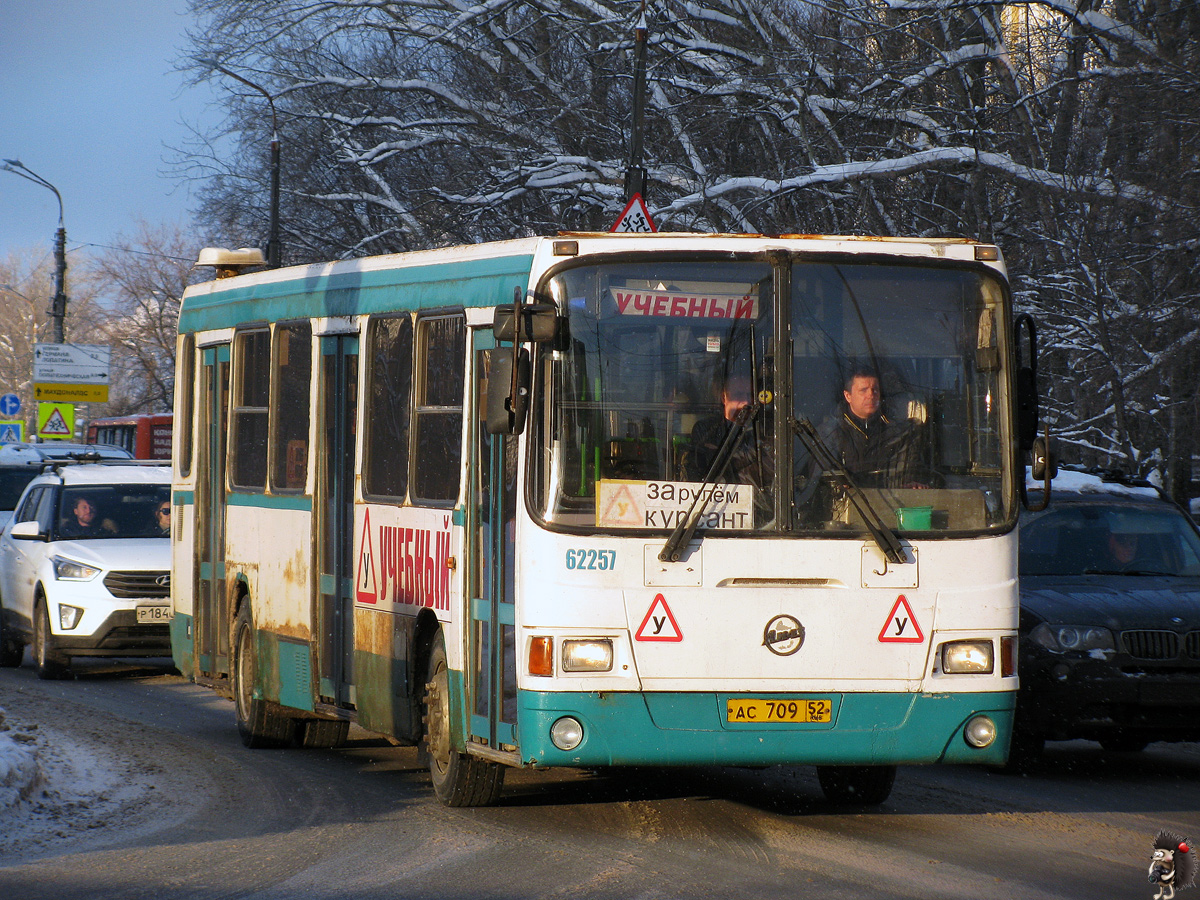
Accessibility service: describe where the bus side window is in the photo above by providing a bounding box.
[231,328,271,491]
[271,322,312,492]
[412,313,466,504]
[363,314,414,501]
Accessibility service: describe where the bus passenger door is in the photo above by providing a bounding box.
[467,336,518,754]
[196,344,230,677]
[317,334,359,706]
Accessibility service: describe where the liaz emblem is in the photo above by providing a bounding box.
[763,615,805,656]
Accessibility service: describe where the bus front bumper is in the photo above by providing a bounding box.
[517,690,1014,768]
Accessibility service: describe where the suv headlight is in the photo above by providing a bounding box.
[1029,623,1115,653]
[53,556,101,581]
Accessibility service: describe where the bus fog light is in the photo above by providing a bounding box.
[562,639,613,672]
[964,715,997,749]
[59,604,84,630]
[550,716,584,751]
[940,640,994,674]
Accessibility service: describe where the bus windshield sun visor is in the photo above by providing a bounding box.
[793,417,906,565]
[659,400,761,563]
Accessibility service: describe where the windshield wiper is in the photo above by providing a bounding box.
[659,401,760,563]
[793,417,906,565]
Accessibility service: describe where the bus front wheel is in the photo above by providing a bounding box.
[233,604,295,748]
[816,765,896,805]
[423,632,504,807]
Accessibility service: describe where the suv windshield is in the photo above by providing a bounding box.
[55,484,171,540]
[1020,503,1200,577]
[531,255,1013,536]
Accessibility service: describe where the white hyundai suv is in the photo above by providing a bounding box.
[0,460,172,678]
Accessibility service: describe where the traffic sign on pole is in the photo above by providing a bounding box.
[0,421,24,443]
[33,343,110,384]
[37,402,75,440]
[0,393,20,418]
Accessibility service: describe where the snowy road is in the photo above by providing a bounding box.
[1,658,1197,899]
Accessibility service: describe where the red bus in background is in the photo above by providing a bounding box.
[86,413,173,460]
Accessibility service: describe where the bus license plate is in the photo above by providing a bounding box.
[726,698,832,724]
[136,604,173,624]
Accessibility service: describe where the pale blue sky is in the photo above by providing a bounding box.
[0,0,218,263]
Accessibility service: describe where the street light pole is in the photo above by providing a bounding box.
[201,60,282,268]
[2,160,68,342]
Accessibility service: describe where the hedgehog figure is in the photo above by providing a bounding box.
[1150,830,1196,900]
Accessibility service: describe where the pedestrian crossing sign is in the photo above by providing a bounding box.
[37,402,75,440]
[0,420,23,443]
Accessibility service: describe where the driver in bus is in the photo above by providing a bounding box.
[815,365,924,487]
[687,372,774,494]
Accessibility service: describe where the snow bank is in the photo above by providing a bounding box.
[1026,468,1160,498]
[0,707,43,811]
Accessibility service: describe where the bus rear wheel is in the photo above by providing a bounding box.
[423,633,504,807]
[816,765,896,805]
[298,718,350,749]
[233,604,294,748]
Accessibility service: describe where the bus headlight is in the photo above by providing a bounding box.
[550,717,584,751]
[940,640,994,674]
[561,639,613,673]
[964,715,997,748]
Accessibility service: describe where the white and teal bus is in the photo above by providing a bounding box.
[170,233,1032,806]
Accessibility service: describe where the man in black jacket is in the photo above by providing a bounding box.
[819,366,921,486]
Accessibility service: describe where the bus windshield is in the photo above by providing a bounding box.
[533,255,1013,536]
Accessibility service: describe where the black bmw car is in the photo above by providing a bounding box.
[1015,471,1200,760]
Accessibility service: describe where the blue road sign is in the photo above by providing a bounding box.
[0,394,20,418]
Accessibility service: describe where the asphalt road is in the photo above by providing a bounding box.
[1,657,1196,900]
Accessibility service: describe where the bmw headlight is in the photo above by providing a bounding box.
[1029,623,1115,653]
[53,556,101,581]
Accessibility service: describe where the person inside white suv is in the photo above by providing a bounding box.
[59,496,118,538]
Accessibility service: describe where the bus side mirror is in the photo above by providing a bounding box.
[1030,434,1057,482]
[486,349,530,435]
[493,303,557,343]
[1014,313,1039,451]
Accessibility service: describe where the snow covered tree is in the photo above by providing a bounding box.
[179,0,1200,492]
